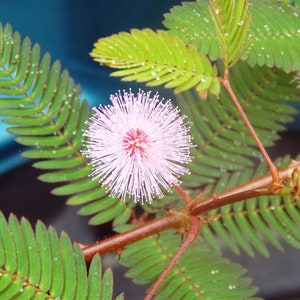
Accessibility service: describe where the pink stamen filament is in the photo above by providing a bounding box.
[123,128,149,158]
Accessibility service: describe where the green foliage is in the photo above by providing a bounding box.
[201,155,300,257]
[142,63,300,214]
[140,63,300,258]
[0,23,132,226]
[163,0,300,72]
[209,0,252,67]
[179,63,299,189]
[91,29,220,96]
[120,230,259,299]
[0,212,123,300]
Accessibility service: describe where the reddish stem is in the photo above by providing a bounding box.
[81,161,299,260]
[82,212,187,261]
[219,75,279,184]
[144,216,200,300]
[173,185,193,205]
[190,161,298,216]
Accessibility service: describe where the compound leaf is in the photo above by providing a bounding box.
[0,212,122,300]
[164,0,300,72]
[0,23,131,226]
[91,28,219,95]
[201,155,300,257]
[120,230,258,299]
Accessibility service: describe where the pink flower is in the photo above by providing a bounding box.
[82,90,193,203]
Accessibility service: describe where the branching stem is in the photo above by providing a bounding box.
[144,216,200,300]
[81,161,299,260]
[82,211,187,261]
[190,160,299,216]
[219,73,279,185]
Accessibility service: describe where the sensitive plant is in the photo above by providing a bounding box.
[1,0,300,299]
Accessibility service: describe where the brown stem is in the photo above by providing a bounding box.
[190,160,299,216]
[81,161,299,261]
[219,75,279,184]
[144,216,200,300]
[82,212,188,261]
[173,185,193,205]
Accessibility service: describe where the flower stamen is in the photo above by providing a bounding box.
[123,128,149,159]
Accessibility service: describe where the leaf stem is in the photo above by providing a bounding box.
[173,185,193,204]
[144,216,200,300]
[82,212,188,261]
[190,160,299,216]
[219,74,279,185]
[81,161,300,260]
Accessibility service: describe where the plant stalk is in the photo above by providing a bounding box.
[190,160,299,216]
[82,212,187,261]
[219,75,280,185]
[144,216,200,300]
[82,161,299,260]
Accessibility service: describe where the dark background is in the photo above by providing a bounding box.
[0,1,300,299]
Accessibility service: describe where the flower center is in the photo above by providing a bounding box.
[122,128,150,158]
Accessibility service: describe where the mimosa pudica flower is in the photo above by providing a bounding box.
[82,90,193,203]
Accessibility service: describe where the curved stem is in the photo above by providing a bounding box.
[173,185,193,205]
[81,161,300,260]
[144,216,200,300]
[219,75,279,185]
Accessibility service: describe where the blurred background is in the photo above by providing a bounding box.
[0,1,300,299]
[0,0,179,174]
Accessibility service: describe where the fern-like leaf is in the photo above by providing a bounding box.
[91,28,220,95]
[163,0,300,72]
[141,62,300,256]
[200,155,300,257]
[141,62,300,216]
[0,23,132,226]
[120,230,259,299]
[0,212,123,299]
[171,63,300,256]
[209,0,251,67]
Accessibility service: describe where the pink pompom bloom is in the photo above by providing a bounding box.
[82,90,193,203]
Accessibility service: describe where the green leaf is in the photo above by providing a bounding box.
[60,233,77,299]
[8,217,28,279]
[88,202,129,225]
[163,0,300,72]
[120,230,258,299]
[0,23,131,226]
[200,155,300,256]
[51,178,99,196]
[35,222,52,292]
[178,63,299,190]
[100,268,114,300]
[91,28,219,95]
[0,212,17,273]
[87,255,101,300]
[73,245,88,300]
[0,212,121,299]
[33,156,87,170]
[209,0,251,67]
[48,227,64,297]
[21,218,41,285]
